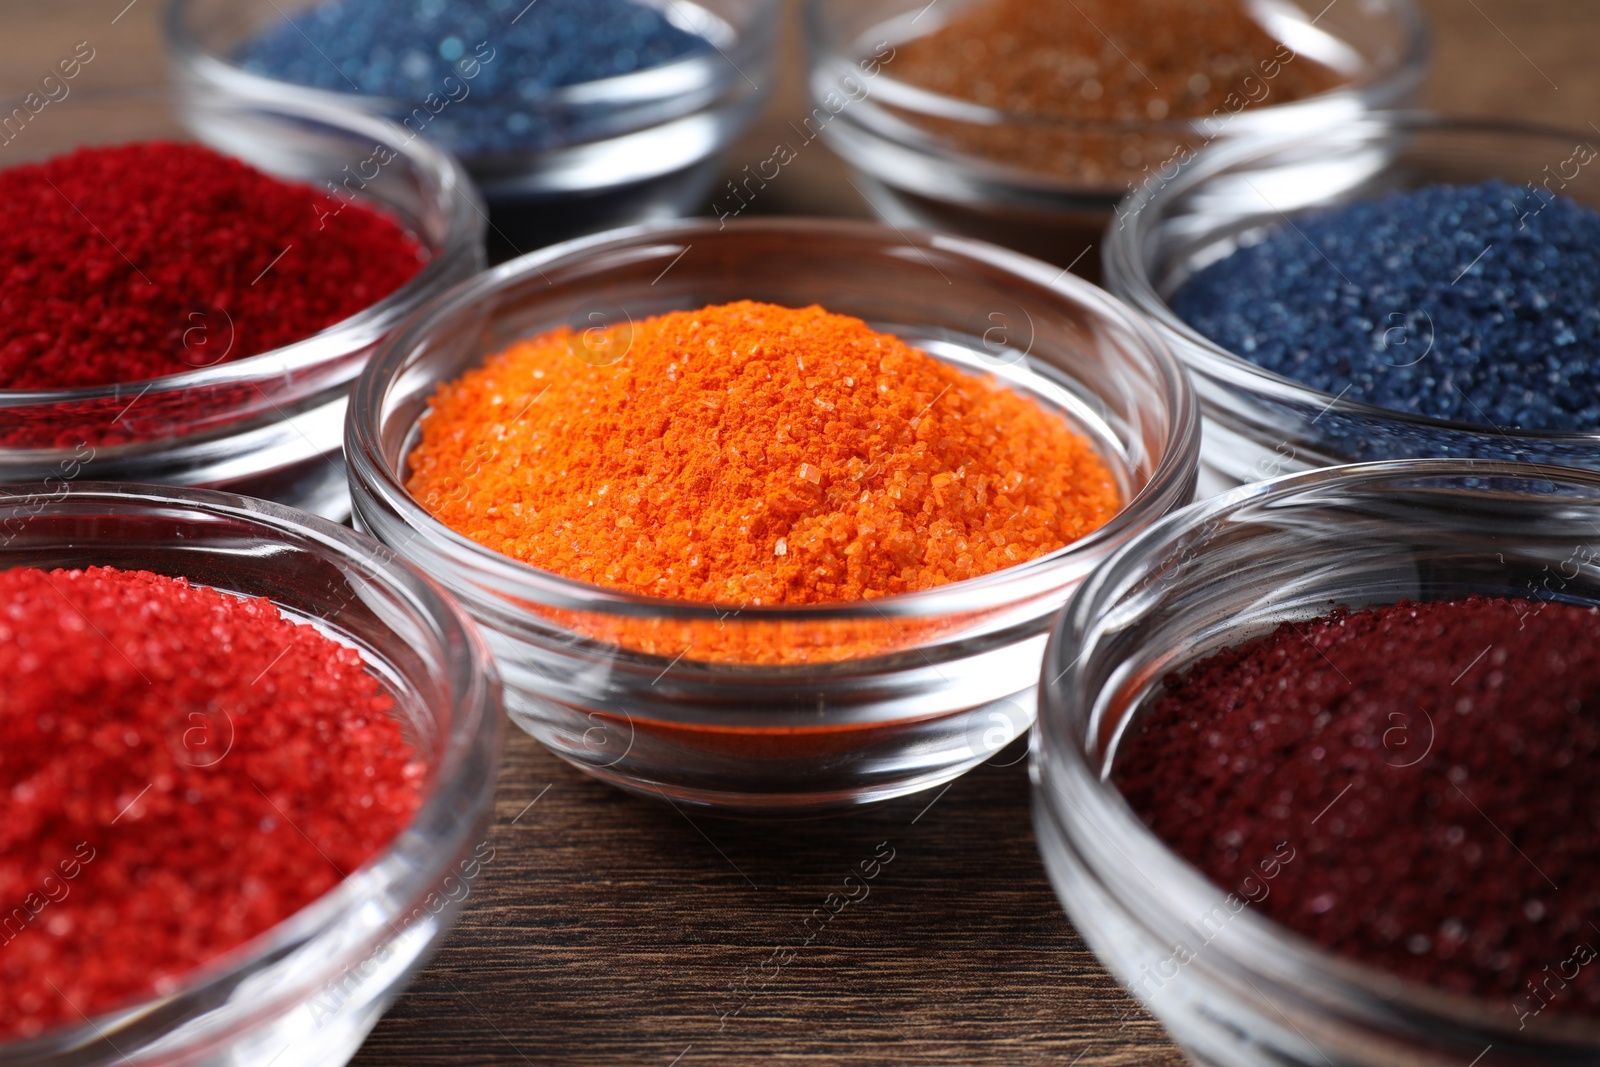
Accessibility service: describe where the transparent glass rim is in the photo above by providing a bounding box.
[803,0,1431,142]
[165,0,773,120]
[347,215,1199,621]
[0,481,502,1057]
[0,84,484,410]
[1038,457,1600,1045]
[1104,110,1600,443]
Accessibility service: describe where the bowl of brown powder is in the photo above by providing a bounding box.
[805,0,1428,277]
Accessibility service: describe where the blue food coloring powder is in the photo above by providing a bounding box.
[1171,179,1600,431]
[236,0,711,154]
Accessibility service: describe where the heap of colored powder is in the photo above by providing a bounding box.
[406,301,1121,606]
[236,0,710,155]
[885,0,1343,183]
[0,566,422,1040]
[1117,597,1600,1015]
[893,0,1340,121]
[1172,180,1600,430]
[0,142,423,391]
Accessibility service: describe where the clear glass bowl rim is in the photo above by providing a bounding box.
[0,84,484,412]
[803,0,1431,136]
[346,215,1200,622]
[164,0,777,117]
[1104,110,1600,443]
[1037,457,1600,1044]
[0,480,503,1057]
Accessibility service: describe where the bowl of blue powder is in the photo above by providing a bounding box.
[168,0,776,251]
[1104,113,1600,490]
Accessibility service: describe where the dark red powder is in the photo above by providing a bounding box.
[1117,597,1600,1019]
[0,566,422,1040]
[0,141,423,390]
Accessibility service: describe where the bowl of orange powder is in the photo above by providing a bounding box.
[346,218,1197,813]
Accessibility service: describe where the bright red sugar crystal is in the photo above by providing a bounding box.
[0,566,422,1040]
[0,141,423,389]
[1117,597,1600,1019]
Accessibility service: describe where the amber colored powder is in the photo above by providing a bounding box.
[887,0,1345,184]
[407,302,1120,610]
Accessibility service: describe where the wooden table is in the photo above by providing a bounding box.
[4,2,1595,1062]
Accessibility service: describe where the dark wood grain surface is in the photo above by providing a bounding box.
[2,1,1596,1062]
[350,734,1179,1067]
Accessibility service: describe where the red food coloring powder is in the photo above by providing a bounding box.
[1117,597,1600,1019]
[0,141,423,390]
[0,566,423,1041]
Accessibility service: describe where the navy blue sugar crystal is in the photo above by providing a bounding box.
[236,0,711,155]
[1171,179,1600,431]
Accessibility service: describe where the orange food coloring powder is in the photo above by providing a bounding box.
[406,301,1120,656]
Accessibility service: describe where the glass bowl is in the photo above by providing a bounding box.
[345,216,1198,814]
[0,87,485,520]
[806,0,1428,278]
[0,482,502,1067]
[1105,113,1600,494]
[167,0,777,253]
[1034,459,1600,1067]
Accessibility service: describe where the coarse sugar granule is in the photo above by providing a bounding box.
[0,141,423,391]
[0,566,422,1040]
[236,0,710,155]
[1116,597,1600,1016]
[406,301,1121,608]
[1171,179,1600,430]
[886,0,1343,185]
